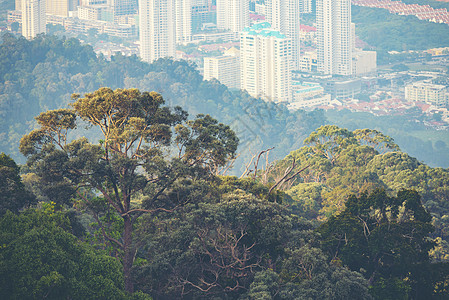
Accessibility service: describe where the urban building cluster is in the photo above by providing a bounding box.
[5,0,448,118]
[9,0,139,38]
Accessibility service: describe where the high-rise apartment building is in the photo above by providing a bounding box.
[299,0,312,14]
[240,22,292,103]
[192,0,214,33]
[316,0,352,75]
[139,0,176,63]
[204,55,240,89]
[18,0,77,15]
[139,0,192,62]
[265,0,300,70]
[175,0,192,44]
[216,0,249,32]
[46,0,69,16]
[110,0,138,16]
[21,0,46,39]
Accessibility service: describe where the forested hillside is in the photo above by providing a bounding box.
[0,33,323,173]
[272,126,449,243]
[1,34,448,298]
[2,113,449,298]
[326,110,449,168]
[352,5,449,51]
[0,33,448,173]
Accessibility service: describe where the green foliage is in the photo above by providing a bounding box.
[134,185,371,299]
[0,34,151,159]
[20,87,238,292]
[326,109,449,169]
[0,152,36,215]
[0,34,323,172]
[214,175,284,203]
[0,208,141,299]
[353,5,449,51]
[318,189,446,299]
[276,125,449,249]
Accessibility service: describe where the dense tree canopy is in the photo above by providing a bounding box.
[318,189,449,299]
[269,125,449,271]
[20,87,238,292]
[0,152,35,215]
[0,208,150,299]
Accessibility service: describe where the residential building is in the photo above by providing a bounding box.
[216,0,249,32]
[254,3,267,16]
[405,83,447,107]
[175,0,192,44]
[110,0,138,16]
[192,0,214,33]
[240,22,292,103]
[316,0,352,75]
[81,0,106,4]
[192,31,239,43]
[323,78,361,99]
[290,81,331,109]
[78,4,111,20]
[204,55,240,89]
[265,0,301,70]
[352,50,377,76]
[139,0,176,63]
[299,0,312,13]
[46,0,70,17]
[21,0,46,39]
[299,51,317,73]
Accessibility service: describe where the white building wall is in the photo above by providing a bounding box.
[22,0,46,39]
[175,0,192,44]
[204,56,240,89]
[46,0,69,17]
[139,0,176,63]
[299,0,312,13]
[405,83,447,107]
[240,23,292,103]
[266,0,300,70]
[353,50,377,75]
[216,0,249,32]
[317,0,352,75]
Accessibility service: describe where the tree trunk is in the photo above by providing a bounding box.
[123,215,134,293]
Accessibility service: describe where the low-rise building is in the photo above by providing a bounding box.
[405,82,447,107]
[290,81,331,109]
[204,54,240,89]
[299,51,317,73]
[352,50,377,76]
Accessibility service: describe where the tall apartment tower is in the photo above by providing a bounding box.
[46,0,69,17]
[21,0,46,39]
[299,0,312,13]
[240,22,292,103]
[216,0,249,32]
[139,0,176,63]
[175,0,192,44]
[111,0,138,16]
[265,0,300,70]
[316,0,352,75]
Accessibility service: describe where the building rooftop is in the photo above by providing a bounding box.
[243,22,286,39]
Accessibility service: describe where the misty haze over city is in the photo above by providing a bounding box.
[0,0,449,299]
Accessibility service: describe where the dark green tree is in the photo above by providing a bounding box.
[0,208,151,299]
[318,189,442,299]
[0,152,36,215]
[19,87,238,293]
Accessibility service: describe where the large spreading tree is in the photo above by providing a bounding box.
[19,87,238,292]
